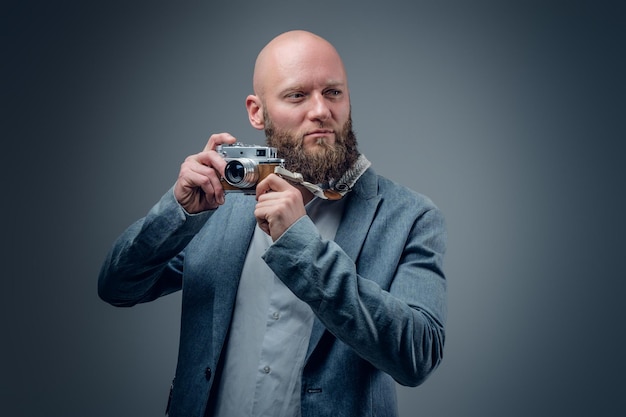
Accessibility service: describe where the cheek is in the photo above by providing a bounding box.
[269,108,303,130]
[336,103,351,121]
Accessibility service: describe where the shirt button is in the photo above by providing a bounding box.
[205,367,212,380]
[263,366,271,374]
[272,311,280,320]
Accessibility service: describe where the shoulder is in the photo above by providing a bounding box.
[356,168,440,214]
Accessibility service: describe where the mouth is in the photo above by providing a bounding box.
[305,129,335,138]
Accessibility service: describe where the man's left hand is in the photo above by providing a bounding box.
[255,174,307,241]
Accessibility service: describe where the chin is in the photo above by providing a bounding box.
[307,136,334,148]
[304,143,331,156]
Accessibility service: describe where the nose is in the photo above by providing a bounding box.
[308,93,331,123]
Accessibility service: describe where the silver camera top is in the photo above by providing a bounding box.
[217,142,281,162]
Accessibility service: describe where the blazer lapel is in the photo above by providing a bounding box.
[305,169,381,361]
[206,195,258,354]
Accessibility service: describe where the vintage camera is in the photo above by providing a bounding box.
[217,143,284,193]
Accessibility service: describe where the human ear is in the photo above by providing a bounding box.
[246,95,265,130]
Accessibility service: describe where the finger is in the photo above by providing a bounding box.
[254,203,273,236]
[181,155,222,186]
[203,133,237,152]
[255,174,291,200]
[176,159,224,206]
[189,163,225,205]
[256,217,271,236]
[194,150,229,179]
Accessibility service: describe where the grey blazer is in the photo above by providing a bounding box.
[99,168,447,417]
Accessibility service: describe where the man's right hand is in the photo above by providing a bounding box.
[173,133,237,213]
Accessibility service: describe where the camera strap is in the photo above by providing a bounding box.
[274,154,371,201]
[274,166,334,199]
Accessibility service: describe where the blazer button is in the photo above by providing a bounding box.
[205,367,212,381]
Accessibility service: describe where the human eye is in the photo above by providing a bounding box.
[324,88,343,98]
[284,90,306,101]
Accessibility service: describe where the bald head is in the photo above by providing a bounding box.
[252,30,348,99]
[244,30,357,184]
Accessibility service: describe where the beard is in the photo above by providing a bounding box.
[264,112,360,185]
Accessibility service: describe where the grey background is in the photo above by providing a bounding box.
[3,1,624,416]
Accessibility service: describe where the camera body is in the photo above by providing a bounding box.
[217,143,284,193]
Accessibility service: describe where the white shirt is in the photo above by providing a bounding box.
[213,197,346,417]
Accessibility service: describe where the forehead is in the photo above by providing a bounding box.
[279,58,345,88]
[259,39,348,93]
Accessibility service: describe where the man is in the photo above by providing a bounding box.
[99,30,447,417]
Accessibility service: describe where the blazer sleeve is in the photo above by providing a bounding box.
[98,188,213,307]
[262,198,447,387]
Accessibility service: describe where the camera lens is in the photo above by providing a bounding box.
[224,158,258,188]
[227,162,245,182]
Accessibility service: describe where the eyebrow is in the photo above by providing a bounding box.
[279,80,346,94]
